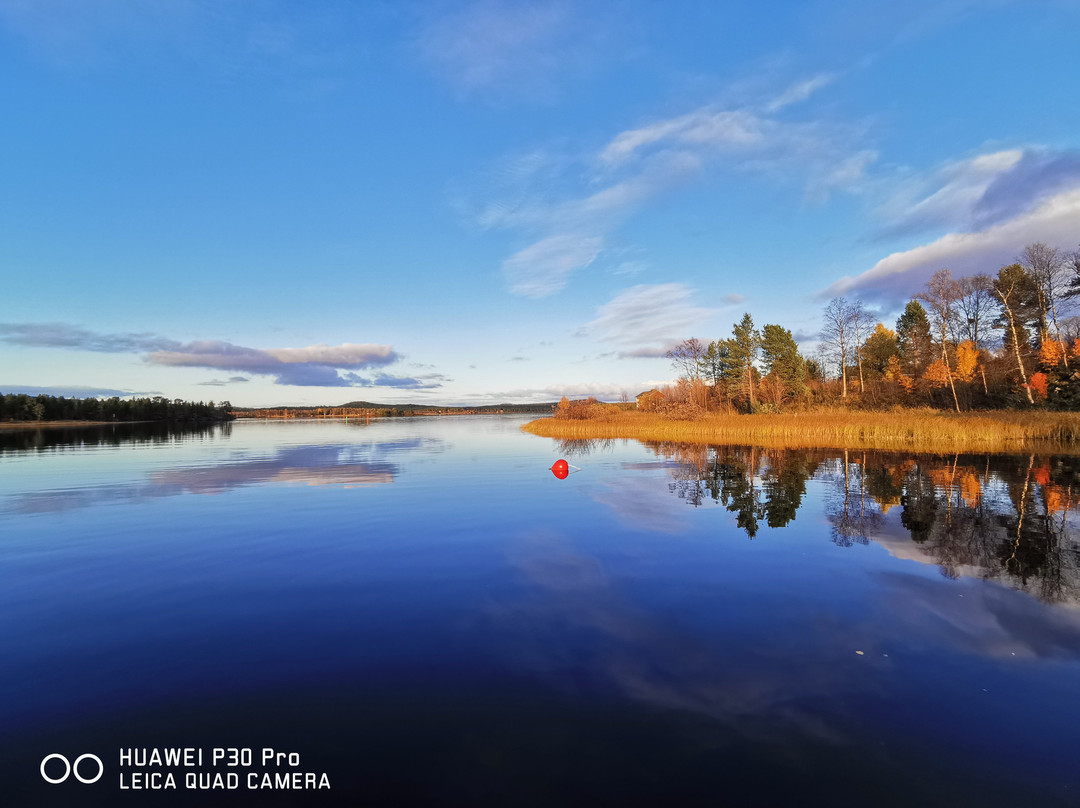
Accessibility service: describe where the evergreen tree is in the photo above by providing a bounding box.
[895,300,933,378]
[760,324,806,400]
[729,313,761,410]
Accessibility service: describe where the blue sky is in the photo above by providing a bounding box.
[2,0,1079,406]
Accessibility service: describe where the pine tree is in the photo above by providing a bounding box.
[896,300,933,379]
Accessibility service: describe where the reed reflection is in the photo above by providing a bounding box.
[614,440,1080,605]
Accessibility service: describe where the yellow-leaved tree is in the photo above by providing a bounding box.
[955,340,980,383]
[1039,338,1064,368]
[883,355,913,393]
[924,359,952,388]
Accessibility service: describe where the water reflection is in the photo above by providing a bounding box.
[496,529,877,731]
[553,437,620,457]
[1,426,448,514]
[597,441,1080,606]
[0,421,230,453]
[4,419,1079,805]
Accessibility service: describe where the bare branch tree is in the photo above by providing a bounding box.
[850,300,868,395]
[666,338,706,381]
[956,274,995,393]
[1022,242,1069,368]
[956,274,996,350]
[917,269,962,412]
[821,297,854,398]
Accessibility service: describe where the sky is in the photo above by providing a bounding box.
[2,0,1079,407]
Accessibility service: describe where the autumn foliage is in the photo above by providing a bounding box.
[954,341,980,383]
[1028,372,1049,400]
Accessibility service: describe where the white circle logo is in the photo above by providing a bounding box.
[40,753,104,784]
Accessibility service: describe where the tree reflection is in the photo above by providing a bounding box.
[639,441,1080,604]
[641,443,820,538]
[554,438,619,457]
[0,421,229,454]
[825,451,883,547]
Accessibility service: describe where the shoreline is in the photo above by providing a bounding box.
[0,419,230,430]
[521,409,1080,454]
[0,420,141,430]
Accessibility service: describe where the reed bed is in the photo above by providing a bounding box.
[521,409,1080,454]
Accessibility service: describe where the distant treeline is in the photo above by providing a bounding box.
[233,401,556,419]
[0,393,234,423]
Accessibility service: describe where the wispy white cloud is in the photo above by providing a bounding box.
[764,72,836,113]
[414,0,620,100]
[823,185,1080,307]
[611,259,649,277]
[972,149,1080,228]
[503,234,604,297]
[489,149,703,296]
[468,72,871,295]
[806,148,878,204]
[265,343,397,366]
[0,0,340,85]
[821,145,1080,306]
[0,322,179,353]
[875,149,1025,238]
[197,376,249,387]
[0,384,140,398]
[600,109,765,165]
[582,284,717,357]
[869,146,1080,244]
[469,382,639,403]
[617,346,679,359]
[150,340,404,387]
[346,372,449,390]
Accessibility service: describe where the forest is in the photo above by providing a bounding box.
[0,393,234,424]
[642,241,1080,415]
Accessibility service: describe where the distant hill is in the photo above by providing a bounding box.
[231,401,557,415]
[338,401,556,414]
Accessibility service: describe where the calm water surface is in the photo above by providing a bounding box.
[2,416,1078,807]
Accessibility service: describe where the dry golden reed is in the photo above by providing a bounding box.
[521,408,1080,453]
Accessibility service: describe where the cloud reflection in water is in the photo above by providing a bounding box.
[3,437,447,514]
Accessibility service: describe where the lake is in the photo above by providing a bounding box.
[2,415,1078,807]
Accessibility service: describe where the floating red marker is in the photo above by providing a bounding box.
[550,459,582,479]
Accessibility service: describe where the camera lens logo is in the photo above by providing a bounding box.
[40,754,104,785]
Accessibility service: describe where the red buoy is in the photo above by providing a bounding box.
[550,459,570,479]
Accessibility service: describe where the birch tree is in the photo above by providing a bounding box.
[916,269,961,412]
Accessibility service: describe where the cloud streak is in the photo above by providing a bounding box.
[470,72,869,296]
[824,185,1080,307]
[0,322,180,353]
[0,323,443,390]
[149,340,400,387]
[503,234,604,297]
[415,0,619,100]
[821,146,1080,306]
[471,382,638,403]
[0,384,140,398]
[582,284,717,357]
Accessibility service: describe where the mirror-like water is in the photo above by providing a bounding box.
[2,416,1078,807]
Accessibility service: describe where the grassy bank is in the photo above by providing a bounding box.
[521,409,1080,453]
